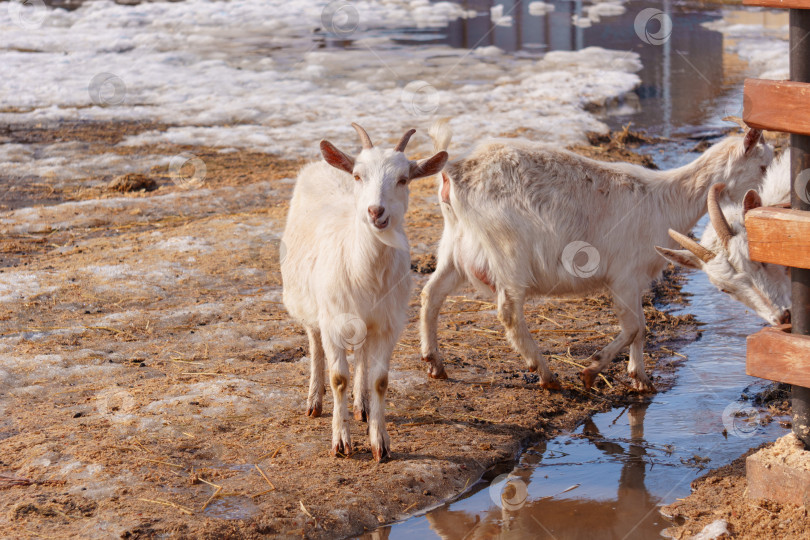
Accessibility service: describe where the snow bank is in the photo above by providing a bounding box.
[0,142,172,181]
[0,0,641,162]
[703,19,789,80]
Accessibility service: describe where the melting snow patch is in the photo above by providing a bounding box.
[528,2,555,16]
[691,519,729,540]
[703,20,788,80]
[0,271,57,303]
[0,0,641,160]
[142,378,291,418]
[0,142,172,181]
[151,236,214,254]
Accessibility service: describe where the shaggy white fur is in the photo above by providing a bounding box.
[421,121,772,392]
[281,123,447,461]
[658,152,791,326]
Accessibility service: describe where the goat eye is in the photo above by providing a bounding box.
[721,289,731,294]
[353,174,361,182]
[398,177,408,186]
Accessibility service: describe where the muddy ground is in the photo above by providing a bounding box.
[662,385,809,540]
[0,121,701,539]
[662,442,810,539]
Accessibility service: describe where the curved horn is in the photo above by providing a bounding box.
[351,122,373,150]
[668,229,715,263]
[394,129,416,153]
[708,183,734,249]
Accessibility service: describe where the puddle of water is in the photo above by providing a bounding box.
[389,0,723,135]
[388,0,787,136]
[203,495,260,520]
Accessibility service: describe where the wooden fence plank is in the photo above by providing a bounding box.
[744,79,810,136]
[747,324,810,387]
[746,207,810,269]
[743,0,810,8]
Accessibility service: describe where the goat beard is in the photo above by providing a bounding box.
[376,228,409,253]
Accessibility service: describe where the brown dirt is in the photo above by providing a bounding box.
[568,125,659,169]
[0,122,697,539]
[662,442,810,539]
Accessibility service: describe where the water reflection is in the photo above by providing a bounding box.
[414,403,666,540]
[394,0,726,134]
[442,0,582,52]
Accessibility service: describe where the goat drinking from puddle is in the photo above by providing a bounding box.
[657,151,791,326]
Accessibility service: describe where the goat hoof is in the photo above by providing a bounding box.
[429,366,448,380]
[372,443,390,462]
[332,440,352,458]
[540,379,561,391]
[629,374,656,393]
[306,404,322,417]
[354,408,368,422]
[579,369,597,391]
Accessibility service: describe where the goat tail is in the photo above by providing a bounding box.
[428,118,453,154]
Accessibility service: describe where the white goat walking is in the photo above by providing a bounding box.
[656,151,791,325]
[281,123,447,460]
[420,122,772,392]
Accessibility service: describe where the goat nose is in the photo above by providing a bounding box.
[368,205,385,220]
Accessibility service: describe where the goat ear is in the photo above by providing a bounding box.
[409,151,448,181]
[743,189,762,217]
[320,140,354,174]
[743,128,763,156]
[655,246,702,270]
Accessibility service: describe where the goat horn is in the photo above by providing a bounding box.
[668,229,715,263]
[394,129,416,153]
[351,122,373,150]
[708,183,734,249]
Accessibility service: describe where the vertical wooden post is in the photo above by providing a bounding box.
[790,7,810,450]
